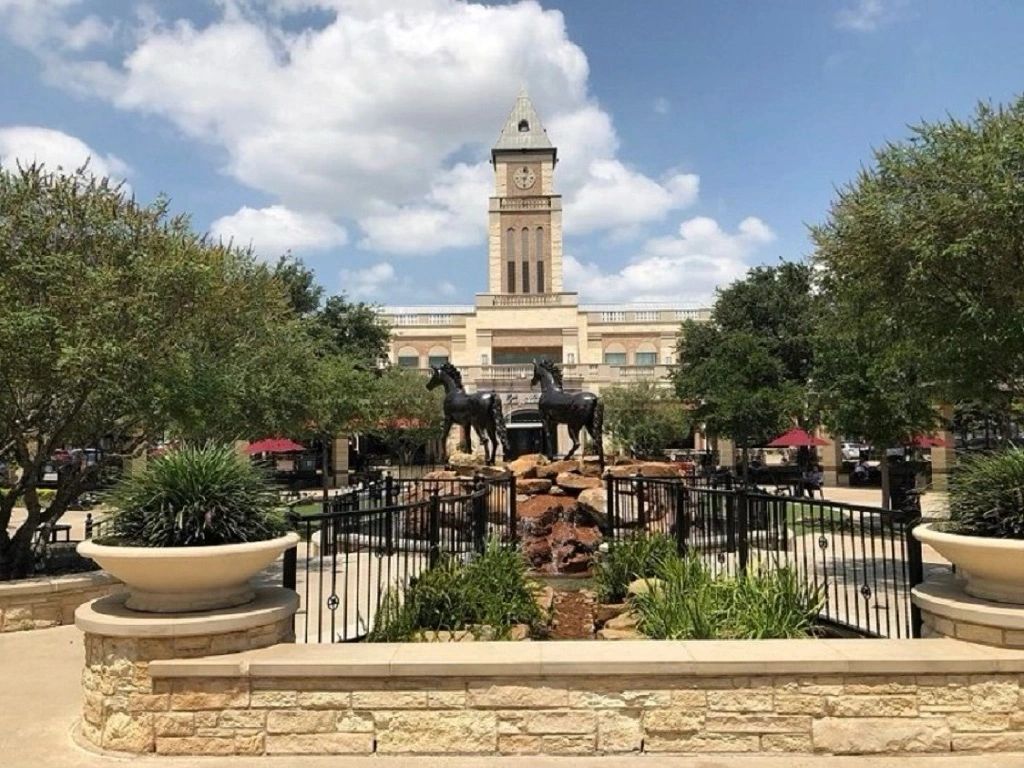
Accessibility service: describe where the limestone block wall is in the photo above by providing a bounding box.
[0,570,122,632]
[75,587,296,753]
[126,639,1024,757]
[140,670,1024,756]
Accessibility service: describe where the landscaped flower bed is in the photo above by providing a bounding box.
[369,533,824,642]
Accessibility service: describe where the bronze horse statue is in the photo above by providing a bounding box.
[427,362,510,465]
[531,359,604,470]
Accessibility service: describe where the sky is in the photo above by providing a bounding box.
[1,0,1022,307]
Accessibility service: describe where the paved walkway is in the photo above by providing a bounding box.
[2,624,1023,767]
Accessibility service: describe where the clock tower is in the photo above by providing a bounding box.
[488,88,563,294]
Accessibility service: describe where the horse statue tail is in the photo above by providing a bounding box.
[592,398,605,471]
[490,394,511,457]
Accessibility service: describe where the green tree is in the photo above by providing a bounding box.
[315,295,391,366]
[0,164,316,578]
[811,97,1024,427]
[365,367,445,467]
[710,262,815,391]
[672,263,813,480]
[602,379,689,459]
[272,255,323,317]
[673,325,801,482]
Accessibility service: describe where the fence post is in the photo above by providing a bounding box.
[472,473,487,554]
[384,472,394,507]
[635,472,647,530]
[84,513,93,540]
[736,487,749,573]
[428,492,441,570]
[906,520,924,638]
[508,473,518,543]
[282,512,298,591]
[604,472,616,540]
[674,482,688,556]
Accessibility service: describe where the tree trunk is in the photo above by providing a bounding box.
[880,454,892,510]
[741,444,750,487]
[321,437,330,503]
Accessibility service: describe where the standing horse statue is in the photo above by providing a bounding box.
[426,362,510,465]
[530,359,604,470]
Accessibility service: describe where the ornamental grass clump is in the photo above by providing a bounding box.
[948,449,1024,539]
[102,444,286,547]
[632,553,823,640]
[368,539,542,642]
[592,533,677,603]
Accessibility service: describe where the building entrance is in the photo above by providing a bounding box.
[505,409,554,460]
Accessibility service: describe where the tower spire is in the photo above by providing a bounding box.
[492,87,554,162]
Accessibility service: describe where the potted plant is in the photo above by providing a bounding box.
[915,448,1024,604]
[78,444,298,613]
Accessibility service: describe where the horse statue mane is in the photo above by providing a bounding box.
[537,358,563,388]
[438,361,463,388]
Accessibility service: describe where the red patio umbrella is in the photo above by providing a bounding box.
[909,434,949,448]
[766,428,829,448]
[246,437,306,455]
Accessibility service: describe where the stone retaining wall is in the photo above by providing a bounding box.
[0,570,122,632]
[76,588,297,753]
[137,638,1024,757]
[142,670,1024,756]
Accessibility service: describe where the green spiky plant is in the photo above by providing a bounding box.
[631,552,824,640]
[947,449,1024,539]
[592,533,677,603]
[101,444,287,547]
[368,539,542,642]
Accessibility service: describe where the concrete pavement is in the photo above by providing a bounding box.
[2,623,1023,767]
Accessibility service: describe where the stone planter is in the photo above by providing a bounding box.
[914,523,1024,604]
[77,533,299,613]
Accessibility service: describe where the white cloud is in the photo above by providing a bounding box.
[0,1,710,251]
[0,125,128,178]
[340,260,456,301]
[340,262,396,299]
[210,204,348,258]
[565,216,775,304]
[358,162,490,254]
[835,0,900,32]
[565,161,699,235]
[653,97,670,115]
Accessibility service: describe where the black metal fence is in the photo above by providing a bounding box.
[604,475,924,638]
[284,473,517,642]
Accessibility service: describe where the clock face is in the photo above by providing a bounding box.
[512,166,536,190]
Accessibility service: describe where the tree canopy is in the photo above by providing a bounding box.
[0,165,316,577]
[811,97,1024,419]
[672,263,812,470]
[602,379,689,459]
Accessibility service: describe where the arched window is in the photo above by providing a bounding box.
[397,346,420,368]
[518,119,530,132]
[635,342,658,367]
[506,228,516,292]
[521,227,530,293]
[603,342,627,366]
[427,345,449,368]
[536,227,545,292]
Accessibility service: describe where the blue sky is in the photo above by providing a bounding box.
[1,0,1022,306]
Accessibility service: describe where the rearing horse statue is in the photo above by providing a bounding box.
[426,362,510,465]
[531,359,604,470]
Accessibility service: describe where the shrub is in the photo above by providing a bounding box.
[101,444,286,547]
[369,539,542,642]
[632,553,823,640]
[948,449,1024,538]
[593,533,677,603]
